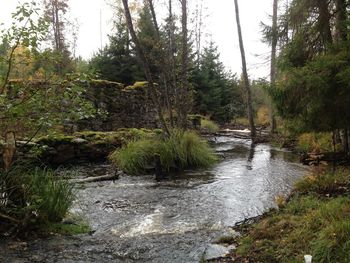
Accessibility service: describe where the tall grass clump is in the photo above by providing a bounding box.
[109,131,217,175]
[109,139,159,175]
[27,168,75,222]
[1,164,75,230]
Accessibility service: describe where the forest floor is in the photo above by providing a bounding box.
[209,166,350,263]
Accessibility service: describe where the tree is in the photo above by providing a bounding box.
[233,0,256,140]
[178,0,191,129]
[0,2,96,171]
[192,42,244,123]
[89,5,143,84]
[270,0,350,152]
[121,0,170,135]
[269,0,278,133]
[43,0,73,74]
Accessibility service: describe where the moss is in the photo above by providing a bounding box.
[37,134,75,145]
[90,79,124,87]
[124,81,148,90]
[44,214,91,235]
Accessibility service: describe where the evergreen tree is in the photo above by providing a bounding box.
[192,42,244,124]
[270,0,350,151]
[89,5,143,84]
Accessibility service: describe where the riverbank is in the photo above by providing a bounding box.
[0,137,307,263]
[211,167,350,263]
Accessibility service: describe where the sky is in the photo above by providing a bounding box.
[0,0,275,79]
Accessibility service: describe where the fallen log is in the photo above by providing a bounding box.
[69,172,121,184]
[300,152,349,165]
[0,212,21,224]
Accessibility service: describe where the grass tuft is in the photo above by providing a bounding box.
[109,130,217,175]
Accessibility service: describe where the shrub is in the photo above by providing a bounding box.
[201,119,219,133]
[256,106,270,126]
[109,131,217,175]
[297,132,334,153]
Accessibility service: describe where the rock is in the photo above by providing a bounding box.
[72,138,87,144]
[203,244,230,261]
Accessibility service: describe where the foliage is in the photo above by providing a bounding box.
[1,164,75,227]
[294,169,350,195]
[192,42,245,124]
[109,131,217,175]
[109,139,158,175]
[26,168,75,222]
[297,132,334,153]
[269,0,350,138]
[233,169,350,263]
[0,2,97,139]
[201,119,219,133]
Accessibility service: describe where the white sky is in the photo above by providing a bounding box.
[0,0,276,79]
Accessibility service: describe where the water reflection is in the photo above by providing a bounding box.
[246,143,256,170]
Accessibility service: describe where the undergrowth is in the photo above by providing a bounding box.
[0,164,76,235]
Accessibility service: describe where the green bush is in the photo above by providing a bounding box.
[109,130,217,175]
[201,119,219,133]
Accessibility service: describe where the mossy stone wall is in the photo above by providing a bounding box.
[77,80,158,131]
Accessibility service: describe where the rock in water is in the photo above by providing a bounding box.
[203,244,230,261]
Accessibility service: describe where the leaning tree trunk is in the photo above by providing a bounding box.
[269,0,278,133]
[233,0,256,141]
[121,0,170,136]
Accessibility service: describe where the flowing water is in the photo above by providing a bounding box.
[1,136,307,263]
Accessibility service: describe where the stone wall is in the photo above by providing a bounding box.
[77,80,158,131]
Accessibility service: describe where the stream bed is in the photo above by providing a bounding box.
[1,136,308,263]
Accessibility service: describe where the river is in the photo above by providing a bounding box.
[1,136,307,263]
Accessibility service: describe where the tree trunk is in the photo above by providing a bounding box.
[179,0,190,130]
[3,131,16,172]
[341,129,349,153]
[335,0,347,42]
[233,0,256,140]
[147,0,174,128]
[269,0,278,133]
[121,0,170,135]
[316,0,333,47]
